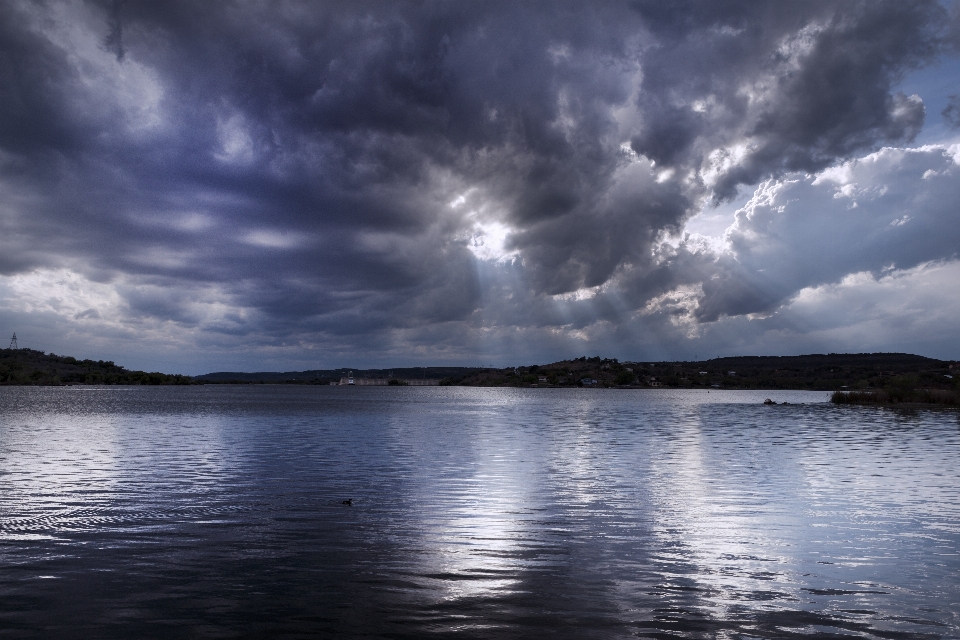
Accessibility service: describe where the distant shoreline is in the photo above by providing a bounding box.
[3,349,958,394]
[197,353,959,392]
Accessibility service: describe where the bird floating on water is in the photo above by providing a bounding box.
[341,499,353,506]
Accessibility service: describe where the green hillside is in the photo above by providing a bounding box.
[445,353,959,391]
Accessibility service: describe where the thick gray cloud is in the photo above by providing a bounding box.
[944,94,960,128]
[0,0,957,370]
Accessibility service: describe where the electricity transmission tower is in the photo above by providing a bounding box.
[8,333,17,349]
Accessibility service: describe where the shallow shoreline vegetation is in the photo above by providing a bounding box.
[831,388,960,406]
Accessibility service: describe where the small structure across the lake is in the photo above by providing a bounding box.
[336,375,440,386]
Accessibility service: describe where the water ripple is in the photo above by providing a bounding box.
[0,386,958,638]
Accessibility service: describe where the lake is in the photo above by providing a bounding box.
[1,386,958,638]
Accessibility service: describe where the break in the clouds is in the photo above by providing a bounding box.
[0,1,958,372]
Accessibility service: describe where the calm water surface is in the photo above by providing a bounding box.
[0,386,958,639]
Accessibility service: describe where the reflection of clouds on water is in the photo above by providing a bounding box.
[644,410,803,621]
[540,395,658,620]
[797,410,960,526]
[380,395,530,606]
[0,387,237,543]
[5,386,956,637]
[789,408,960,621]
[545,396,610,508]
[1,393,125,540]
[636,404,960,637]
[426,479,524,602]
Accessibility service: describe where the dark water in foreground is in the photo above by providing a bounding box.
[1,386,958,639]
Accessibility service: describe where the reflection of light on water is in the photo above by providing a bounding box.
[1,411,125,541]
[419,448,540,604]
[2,387,957,637]
[386,407,533,606]
[429,481,523,602]
[645,415,798,620]
[0,391,235,544]
[547,397,607,509]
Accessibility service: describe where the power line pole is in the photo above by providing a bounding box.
[9,333,17,349]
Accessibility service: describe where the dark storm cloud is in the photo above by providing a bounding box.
[944,94,960,128]
[102,0,124,61]
[631,1,940,197]
[0,0,955,359]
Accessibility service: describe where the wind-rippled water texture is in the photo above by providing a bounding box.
[0,386,958,639]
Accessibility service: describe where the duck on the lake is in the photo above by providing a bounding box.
[341,499,353,506]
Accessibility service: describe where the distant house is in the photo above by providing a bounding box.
[727,371,736,376]
[538,376,548,383]
[699,371,708,375]
[580,377,598,386]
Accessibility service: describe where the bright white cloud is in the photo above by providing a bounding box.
[465,221,517,263]
[710,260,960,357]
[0,268,123,321]
[685,143,960,324]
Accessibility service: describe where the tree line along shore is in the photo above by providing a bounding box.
[1,348,957,405]
[0,349,192,386]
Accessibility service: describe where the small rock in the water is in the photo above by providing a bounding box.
[763,398,775,405]
[341,499,353,506]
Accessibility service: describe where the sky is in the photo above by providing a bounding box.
[1,1,959,374]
